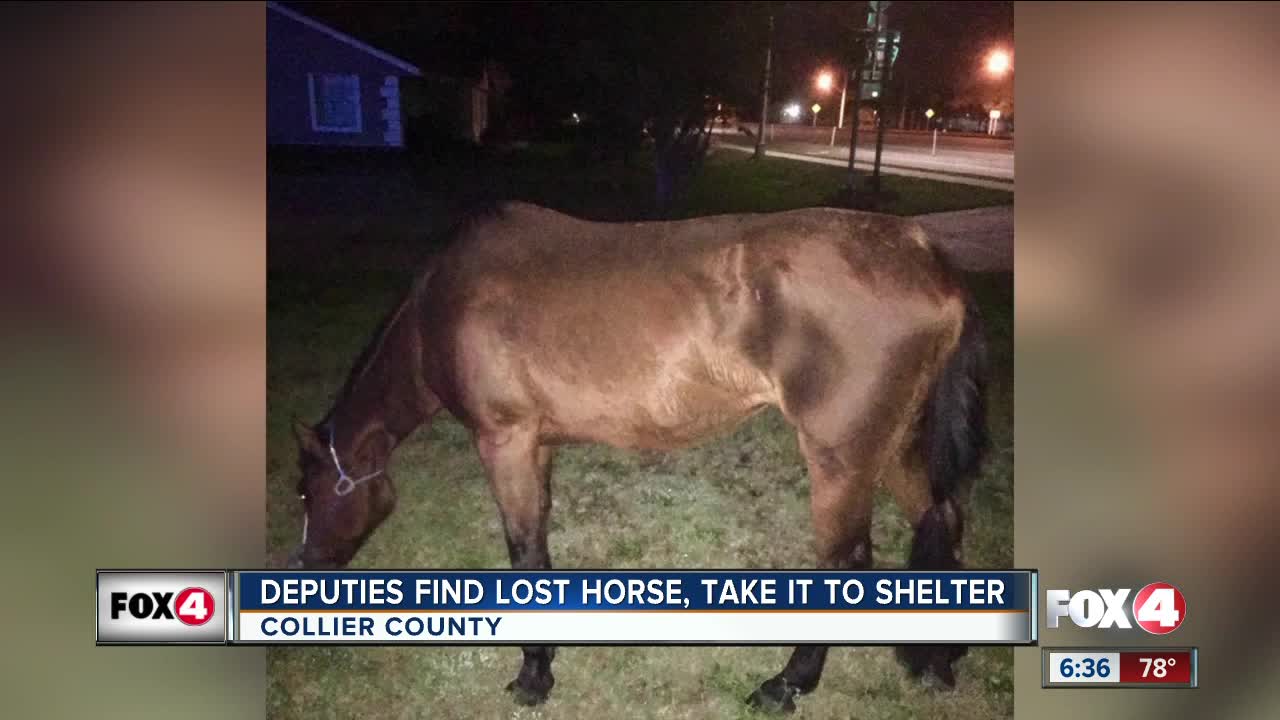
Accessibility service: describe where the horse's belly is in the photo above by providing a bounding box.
[539,368,775,451]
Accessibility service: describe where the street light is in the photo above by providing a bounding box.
[783,103,801,120]
[818,67,852,145]
[926,109,938,155]
[986,49,1012,76]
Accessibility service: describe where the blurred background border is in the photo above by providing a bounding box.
[3,2,1279,718]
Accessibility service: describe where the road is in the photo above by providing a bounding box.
[714,124,1014,190]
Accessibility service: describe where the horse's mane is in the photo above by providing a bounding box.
[316,198,509,431]
[316,290,413,432]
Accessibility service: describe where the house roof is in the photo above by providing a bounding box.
[267,1,421,76]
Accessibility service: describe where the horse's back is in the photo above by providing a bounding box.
[441,202,955,295]
[425,202,967,450]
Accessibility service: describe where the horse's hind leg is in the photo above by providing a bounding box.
[475,428,557,706]
[748,433,875,714]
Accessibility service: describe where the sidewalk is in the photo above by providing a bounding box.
[914,206,1013,272]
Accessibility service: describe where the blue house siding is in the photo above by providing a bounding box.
[267,3,418,148]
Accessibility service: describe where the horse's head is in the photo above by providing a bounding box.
[287,420,396,569]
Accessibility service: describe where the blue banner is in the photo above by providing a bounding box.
[236,570,1031,612]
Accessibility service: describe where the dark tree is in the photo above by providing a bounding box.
[517,2,767,214]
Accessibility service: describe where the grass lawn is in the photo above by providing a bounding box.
[266,144,1013,719]
[443,142,1012,221]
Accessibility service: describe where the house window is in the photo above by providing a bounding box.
[308,73,362,133]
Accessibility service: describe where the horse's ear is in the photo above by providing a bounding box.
[292,419,326,456]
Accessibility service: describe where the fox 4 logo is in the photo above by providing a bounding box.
[97,571,226,644]
[111,587,215,626]
[1046,581,1186,635]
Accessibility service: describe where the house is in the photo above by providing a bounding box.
[268,2,500,151]
[267,1,421,149]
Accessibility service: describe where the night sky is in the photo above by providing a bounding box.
[287,1,1012,119]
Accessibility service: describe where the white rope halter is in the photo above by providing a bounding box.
[327,426,385,497]
[299,426,385,548]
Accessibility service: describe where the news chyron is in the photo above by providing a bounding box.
[96,569,1034,646]
[96,570,228,645]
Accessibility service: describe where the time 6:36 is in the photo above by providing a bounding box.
[1060,656,1112,679]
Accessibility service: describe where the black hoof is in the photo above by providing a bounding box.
[746,675,799,714]
[896,645,965,689]
[505,676,553,706]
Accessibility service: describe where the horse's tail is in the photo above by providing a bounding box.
[911,293,989,569]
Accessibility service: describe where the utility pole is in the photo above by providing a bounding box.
[897,72,908,129]
[845,1,884,201]
[837,71,849,129]
[753,12,774,160]
[844,63,863,198]
[869,3,900,195]
[830,69,850,146]
[872,104,887,193]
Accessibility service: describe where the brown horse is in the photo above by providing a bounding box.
[287,201,987,712]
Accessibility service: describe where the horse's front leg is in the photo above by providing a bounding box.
[476,429,557,706]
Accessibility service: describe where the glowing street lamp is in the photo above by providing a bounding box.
[986,49,1012,76]
[817,67,851,145]
[783,103,801,121]
[927,108,939,155]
